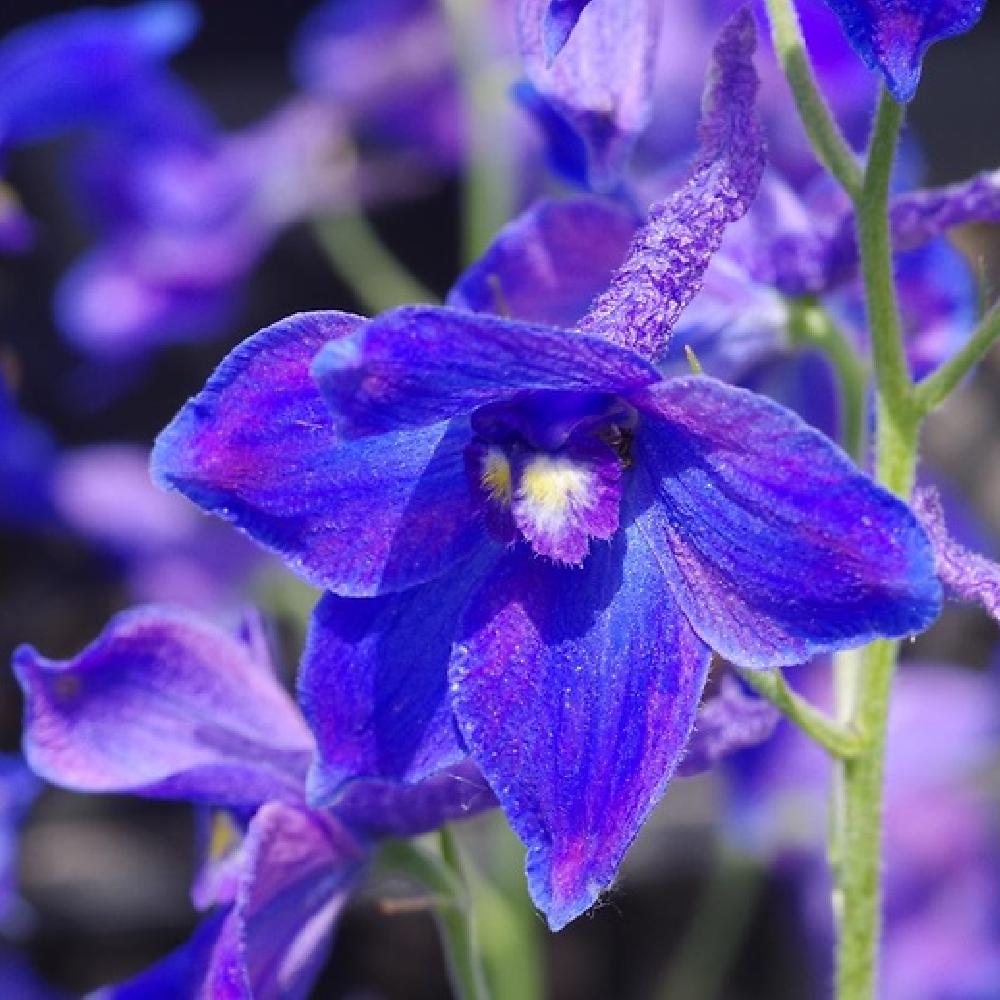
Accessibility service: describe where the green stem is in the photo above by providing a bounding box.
[739,668,865,759]
[439,0,516,264]
[312,213,438,314]
[833,88,921,1000]
[915,301,1000,414]
[378,835,491,1000]
[762,0,863,197]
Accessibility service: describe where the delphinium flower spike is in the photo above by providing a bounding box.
[151,9,941,930]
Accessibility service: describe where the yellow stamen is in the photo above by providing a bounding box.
[481,448,513,506]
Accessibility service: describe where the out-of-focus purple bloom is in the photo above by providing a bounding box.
[51,443,263,611]
[0,383,56,528]
[728,657,1000,997]
[517,0,663,191]
[0,1,201,149]
[914,487,1000,623]
[0,755,40,933]
[822,0,987,102]
[14,607,495,997]
[293,0,465,169]
[0,183,33,253]
[152,13,940,929]
[677,673,780,778]
[57,97,362,358]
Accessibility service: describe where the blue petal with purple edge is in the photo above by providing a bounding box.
[300,546,499,805]
[0,1,202,149]
[822,0,986,102]
[577,8,765,362]
[334,761,496,839]
[450,525,712,930]
[312,305,660,439]
[629,377,942,669]
[13,606,313,806]
[91,909,236,1000]
[153,311,489,597]
[517,0,662,191]
[447,197,637,328]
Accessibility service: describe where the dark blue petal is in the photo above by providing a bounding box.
[822,0,987,102]
[312,305,659,439]
[13,606,313,806]
[577,8,765,361]
[334,760,497,839]
[630,377,942,668]
[447,197,638,327]
[451,527,712,929]
[540,1,595,62]
[0,384,56,528]
[300,547,498,804]
[153,312,489,597]
[517,0,662,190]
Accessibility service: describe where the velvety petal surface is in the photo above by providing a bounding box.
[451,527,712,930]
[312,305,659,439]
[446,197,637,328]
[577,8,765,361]
[822,0,987,102]
[630,377,942,668]
[153,311,488,596]
[517,0,662,190]
[13,606,313,805]
[300,548,498,805]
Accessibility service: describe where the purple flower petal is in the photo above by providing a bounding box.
[299,548,498,804]
[312,305,660,439]
[96,804,367,1000]
[13,606,313,806]
[517,0,663,190]
[153,312,490,597]
[226,803,367,999]
[630,377,941,668]
[334,760,497,839]
[822,0,987,102]
[677,673,780,778]
[192,809,245,911]
[450,530,712,930]
[446,197,638,328]
[577,8,765,361]
[913,487,1000,621]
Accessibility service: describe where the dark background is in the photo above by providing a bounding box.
[0,2,998,998]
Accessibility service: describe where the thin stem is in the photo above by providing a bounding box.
[739,669,865,760]
[915,300,1000,414]
[833,87,923,1000]
[762,0,863,198]
[312,213,438,314]
[377,836,491,1000]
[439,0,516,264]
[853,90,914,428]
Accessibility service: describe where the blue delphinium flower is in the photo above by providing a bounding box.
[151,11,941,929]
[13,607,495,997]
[821,0,988,102]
